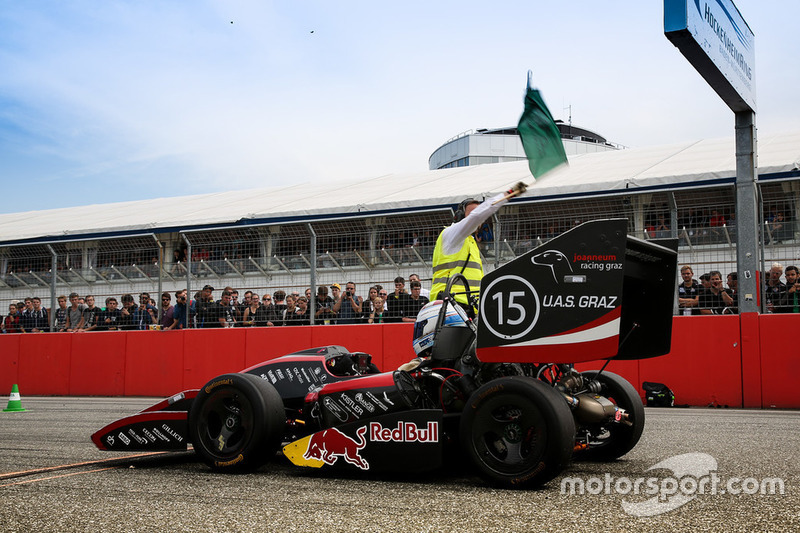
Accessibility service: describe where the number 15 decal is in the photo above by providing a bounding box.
[480,275,540,340]
[491,291,527,325]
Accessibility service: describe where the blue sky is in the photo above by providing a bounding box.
[1,0,798,214]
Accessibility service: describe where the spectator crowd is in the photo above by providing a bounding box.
[6,261,799,333]
[677,263,800,315]
[1,275,432,333]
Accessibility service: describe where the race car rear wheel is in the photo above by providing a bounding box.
[577,371,644,461]
[189,373,285,472]
[460,376,575,488]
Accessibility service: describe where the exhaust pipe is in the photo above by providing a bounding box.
[563,393,631,426]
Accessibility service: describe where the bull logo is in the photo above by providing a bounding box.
[303,427,369,470]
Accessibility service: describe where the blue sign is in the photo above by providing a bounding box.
[665,0,755,112]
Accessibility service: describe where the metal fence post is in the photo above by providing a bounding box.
[152,235,163,324]
[181,233,192,326]
[307,223,317,324]
[735,111,760,314]
[46,244,57,331]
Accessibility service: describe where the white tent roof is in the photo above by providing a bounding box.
[2,131,799,245]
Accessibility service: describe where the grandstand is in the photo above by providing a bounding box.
[1,131,799,317]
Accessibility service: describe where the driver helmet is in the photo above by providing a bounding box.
[412,300,467,357]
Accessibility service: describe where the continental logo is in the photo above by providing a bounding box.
[205,378,233,393]
[511,461,546,485]
[475,384,504,403]
[215,454,244,468]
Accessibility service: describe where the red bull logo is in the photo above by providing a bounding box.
[369,421,438,443]
[303,426,369,470]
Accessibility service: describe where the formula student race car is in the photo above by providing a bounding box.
[92,219,678,488]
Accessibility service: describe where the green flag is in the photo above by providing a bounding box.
[517,82,568,179]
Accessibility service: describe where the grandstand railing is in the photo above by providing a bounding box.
[1,179,798,328]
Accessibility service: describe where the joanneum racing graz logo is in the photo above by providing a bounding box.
[560,453,785,516]
[300,421,439,471]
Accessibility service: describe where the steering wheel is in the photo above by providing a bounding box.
[436,273,478,335]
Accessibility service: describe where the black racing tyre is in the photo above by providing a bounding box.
[577,371,645,461]
[189,373,285,472]
[460,376,575,488]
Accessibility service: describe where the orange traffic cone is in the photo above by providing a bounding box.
[3,384,26,412]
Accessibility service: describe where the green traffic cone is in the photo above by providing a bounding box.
[3,384,26,412]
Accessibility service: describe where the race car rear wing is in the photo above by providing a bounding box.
[476,219,678,364]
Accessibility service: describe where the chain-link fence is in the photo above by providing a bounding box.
[2,179,799,330]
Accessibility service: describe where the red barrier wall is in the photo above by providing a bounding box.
[640,315,743,407]
[1,317,798,408]
[758,314,800,408]
[18,333,72,396]
[0,334,20,396]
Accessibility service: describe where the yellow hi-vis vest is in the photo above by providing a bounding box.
[430,231,483,305]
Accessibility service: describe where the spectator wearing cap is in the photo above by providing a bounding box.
[196,285,216,328]
[333,281,363,325]
[314,285,336,325]
[330,283,342,303]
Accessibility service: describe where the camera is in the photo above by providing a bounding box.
[345,290,352,298]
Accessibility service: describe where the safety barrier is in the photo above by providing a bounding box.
[1,316,798,408]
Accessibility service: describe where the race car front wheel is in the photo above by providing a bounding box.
[189,373,285,472]
[460,376,575,488]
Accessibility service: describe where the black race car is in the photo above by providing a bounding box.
[92,219,677,488]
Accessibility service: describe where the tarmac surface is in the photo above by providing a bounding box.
[0,397,798,532]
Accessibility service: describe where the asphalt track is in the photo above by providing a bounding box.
[1,397,798,533]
